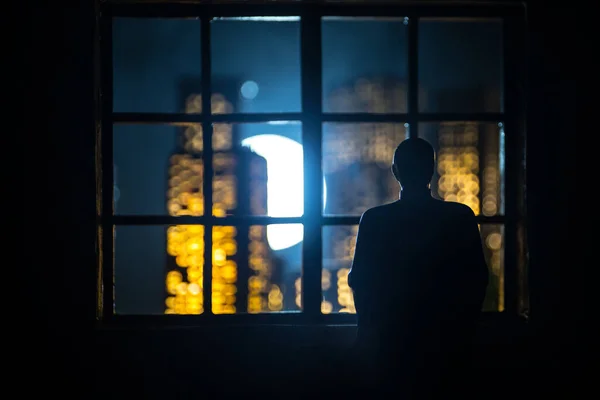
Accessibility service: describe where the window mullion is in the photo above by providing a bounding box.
[407,15,419,138]
[201,15,214,316]
[100,14,115,320]
[502,15,527,316]
[300,12,323,321]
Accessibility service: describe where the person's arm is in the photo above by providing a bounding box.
[463,208,489,316]
[443,206,489,350]
[348,211,372,315]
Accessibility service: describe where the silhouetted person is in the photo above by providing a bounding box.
[348,138,489,398]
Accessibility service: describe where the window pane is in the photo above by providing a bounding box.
[115,225,181,315]
[114,122,306,218]
[322,225,358,314]
[419,18,503,113]
[207,121,303,219]
[323,123,407,216]
[480,224,505,312]
[211,18,301,113]
[322,17,408,113]
[115,224,302,315]
[113,18,202,113]
[114,124,190,216]
[321,224,505,314]
[420,122,505,216]
[211,225,302,314]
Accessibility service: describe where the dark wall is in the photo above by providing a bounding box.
[526,1,574,371]
[31,2,571,397]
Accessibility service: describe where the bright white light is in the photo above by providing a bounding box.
[242,134,327,251]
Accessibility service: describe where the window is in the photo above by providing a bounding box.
[99,1,527,325]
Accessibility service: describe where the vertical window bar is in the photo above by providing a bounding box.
[234,152,250,313]
[407,16,419,138]
[201,16,214,315]
[502,15,525,315]
[301,13,323,321]
[100,14,114,319]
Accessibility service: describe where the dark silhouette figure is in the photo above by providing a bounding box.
[348,138,489,398]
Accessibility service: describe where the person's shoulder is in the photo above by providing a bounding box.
[360,202,398,221]
[439,200,477,220]
[357,206,380,228]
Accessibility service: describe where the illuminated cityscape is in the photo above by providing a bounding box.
[163,82,506,314]
[110,17,510,316]
[164,94,279,314]
[430,121,505,311]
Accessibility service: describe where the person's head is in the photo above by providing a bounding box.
[392,138,435,190]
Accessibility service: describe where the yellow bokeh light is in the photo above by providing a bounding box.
[176,282,188,296]
[165,93,277,315]
[214,248,227,264]
[335,268,355,313]
[437,123,481,215]
[188,282,201,295]
[321,301,333,314]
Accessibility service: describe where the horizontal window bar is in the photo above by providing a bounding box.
[113,112,408,125]
[477,216,506,224]
[322,215,505,224]
[105,2,524,19]
[417,113,504,122]
[98,309,511,330]
[112,112,504,125]
[100,312,357,328]
[322,113,409,123]
[108,215,505,226]
[113,113,201,125]
[109,215,305,225]
[323,113,504,123]
[113,112,303,124]
[322,216,361,225]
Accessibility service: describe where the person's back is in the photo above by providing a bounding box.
[348,138,489,397]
